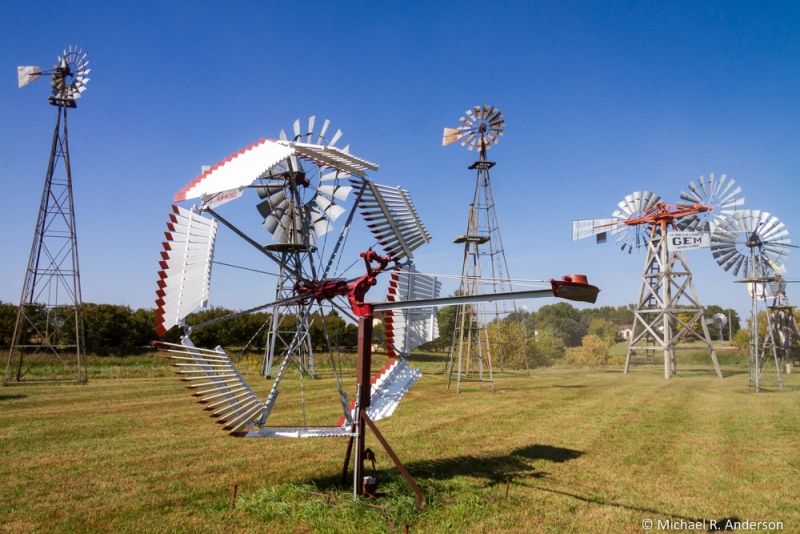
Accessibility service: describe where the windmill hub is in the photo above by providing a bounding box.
[746,233,762,249]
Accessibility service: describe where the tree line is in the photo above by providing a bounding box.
[0,302,359,352]
[0,300,743,359]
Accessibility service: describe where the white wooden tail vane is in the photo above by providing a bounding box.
[155,205,217,335]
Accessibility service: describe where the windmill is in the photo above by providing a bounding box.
[4,47,90,385]
[255,118,357,379]
[154,123,600,503]
[766,277,800,374]
[707,312,728,342]
[711,209,795,390]
[572,174,744,379]
[442,105,531,392]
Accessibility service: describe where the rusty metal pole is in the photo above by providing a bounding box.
[353,315,373,498]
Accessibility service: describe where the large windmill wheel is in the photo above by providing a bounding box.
[611,191,661,253]
[154,123,436,437]
[711,209,792,278]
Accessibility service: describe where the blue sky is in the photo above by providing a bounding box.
[1,1,799,321]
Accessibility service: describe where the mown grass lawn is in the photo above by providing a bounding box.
[1,349,797,533]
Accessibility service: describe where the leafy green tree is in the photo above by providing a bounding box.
[531,302,587,347]
[732,328,749,351]
[565,333,614,366]
[526,329,564,368]
[82,303,133,348]
[587,318,618,344]
[486,320,528,369]
[0,301,18,347]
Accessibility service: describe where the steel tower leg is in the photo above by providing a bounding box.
[4,104,86,385]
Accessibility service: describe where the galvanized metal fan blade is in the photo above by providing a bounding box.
[262,198,290,234]
[279,129,288,141]
[318,119,330,144]
[314,194,346,221]
[487,107,501,123]
[326,129,342,147]
[317,184,352,202]
[293,119,301,139]
[732,255,749,277]
[305,204,333,237]
[255,183,284,199]
[679,189,701,204]
[465,109,476,122]
[307,116,315,143]
[256,190,287,219]
[617,196,635,217]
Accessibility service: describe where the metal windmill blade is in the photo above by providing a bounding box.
[351,180,432,262]
[161,339,266,434]
[383,265,441,359]
[610,191,661,253]
[711,210,792,278]
[155,205,217,335]
[678,173,745,231]
[442,105,504,152]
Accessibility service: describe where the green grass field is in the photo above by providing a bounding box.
[1,348,797,533]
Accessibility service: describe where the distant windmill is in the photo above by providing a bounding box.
[442,106,532,392]
[4,47,91,385]
[572,174,743,379]
[711,209,796,390]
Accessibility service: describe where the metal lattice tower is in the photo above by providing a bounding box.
[623,219,722,379]
[767,279,798,376]
[711,210,793,391]
[5,47,90,385]
[443,106,529,392]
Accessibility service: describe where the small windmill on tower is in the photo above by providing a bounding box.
[572,175,744,379]
[442,106,530,392]
[4,48,90,385]
[711,209,795,390]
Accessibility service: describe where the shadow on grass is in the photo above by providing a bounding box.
[408,444,582,485]
[407,353,449,363]
[309,443,582,490]
[0,393,28,400]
